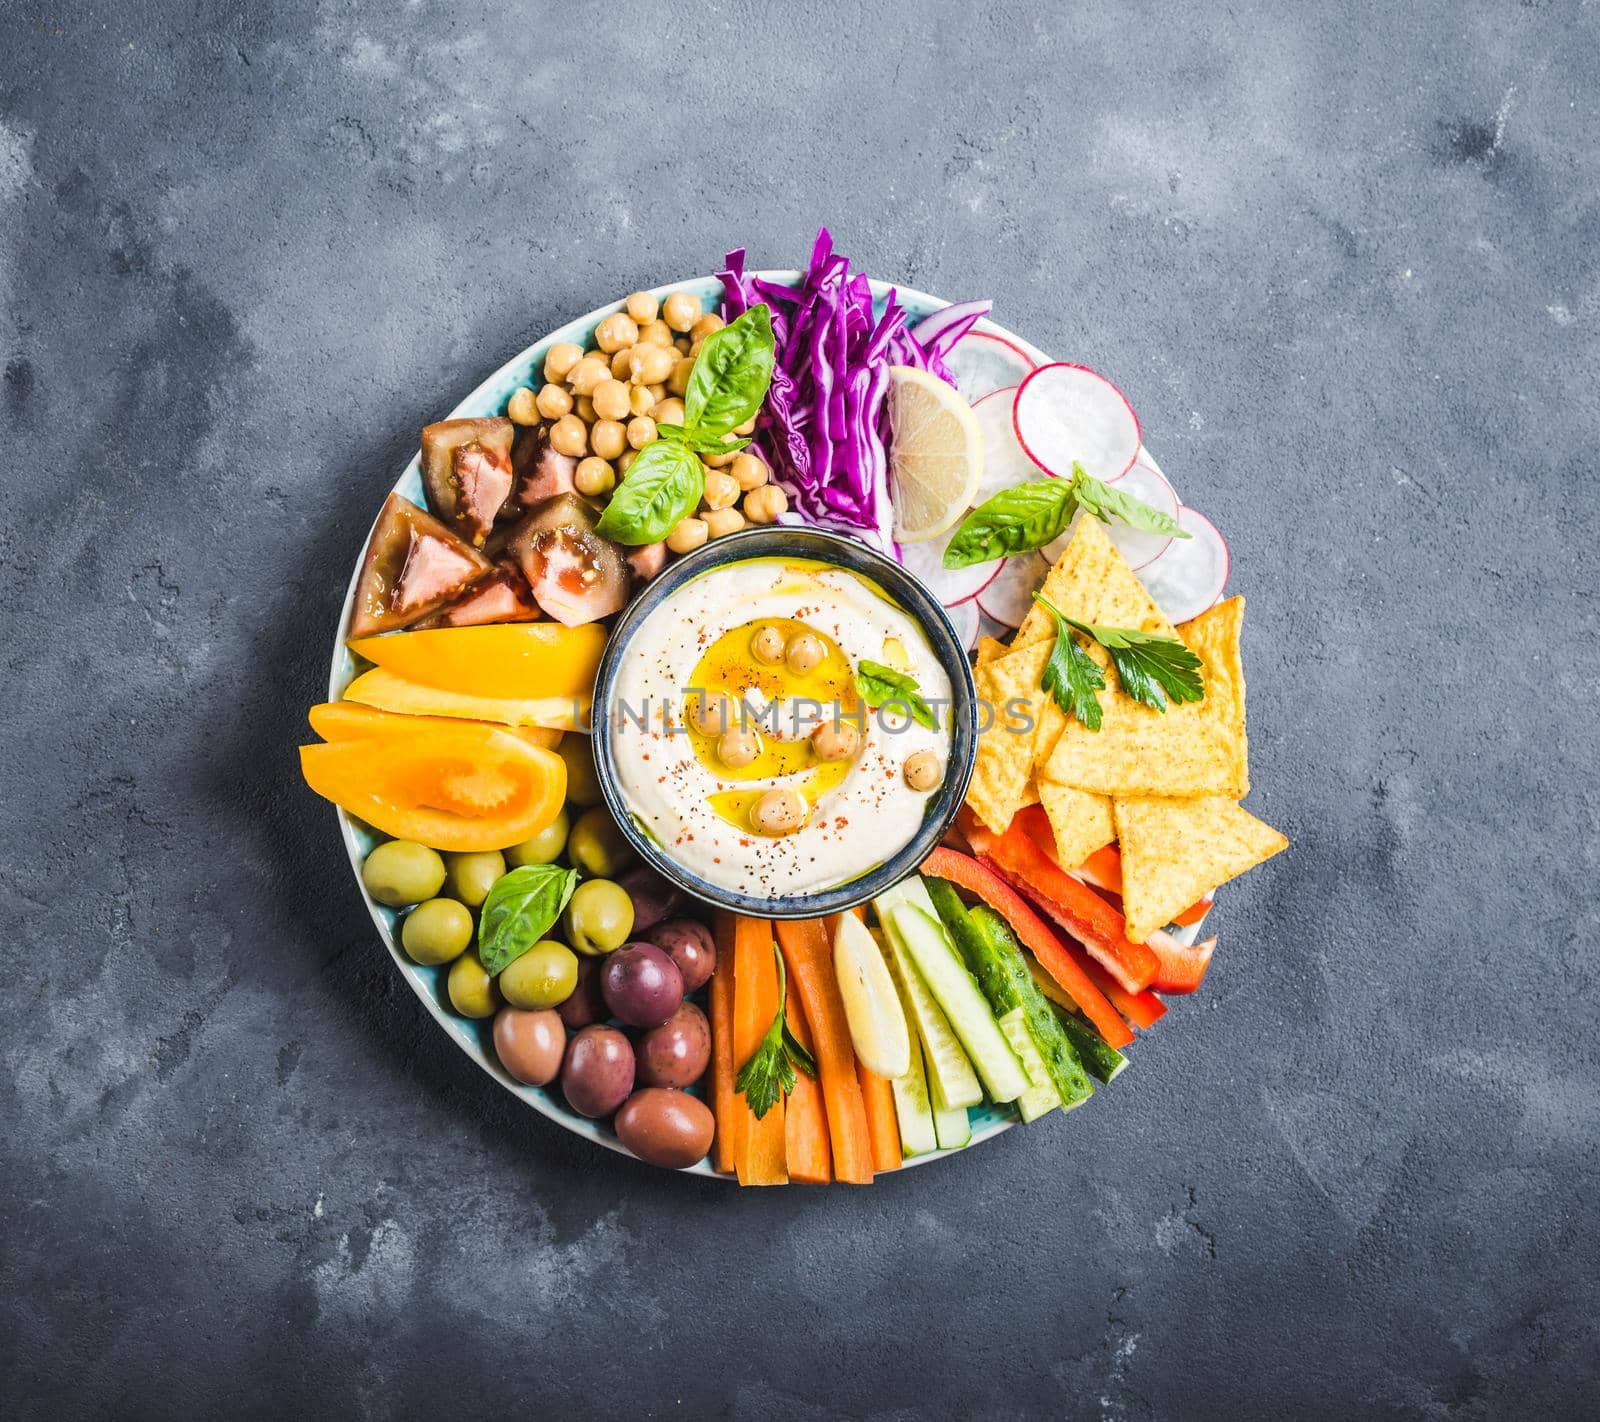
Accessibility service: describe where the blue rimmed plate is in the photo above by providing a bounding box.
[325,272,1206,1178]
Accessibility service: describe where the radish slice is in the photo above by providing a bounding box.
[1137,507,1230,624]
[972,387,1038,504]
[943,596,980,653]
[1044,462,1177,570]
[947,331,1037,402]
[898,531,1000,607]
[1013,363,1141,483]
[976,553,1049,629]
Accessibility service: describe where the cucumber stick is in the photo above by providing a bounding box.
[890,902,1029,1103]
[1051,1001,1129,1084]
[889,1021,939,1157]
[925,881,1094,1109]
[1026,958,1130,1084]
[874,885,982,1109]
[927,1055,971,1149]
[873,926,951,1154]
[998,1009,1061,1122]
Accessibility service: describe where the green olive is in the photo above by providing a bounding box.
[362,840,446,907]
[559,737,602,808]
[567,806,635,878]
[447,950,500,1019]
[563,879,634,956]
[499,939,579,1009]
[445,850,506,909]
[504,808,570,867]
[401,898,473,965]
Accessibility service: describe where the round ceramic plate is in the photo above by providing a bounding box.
[327,272,1207,1178]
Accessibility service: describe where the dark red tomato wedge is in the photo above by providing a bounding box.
[414,561,543,628]
[511,425,577,509]
[507,494,630,627]
[349,493,492,637]
[420,417,514,544]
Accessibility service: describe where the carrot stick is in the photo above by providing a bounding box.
[709,911,740,1175]
[856,1061,901,1173]
[732,916,787,1186]
[783,992,832,1184]
[775,918,874,1184]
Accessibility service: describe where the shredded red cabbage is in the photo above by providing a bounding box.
[719,228,990,559]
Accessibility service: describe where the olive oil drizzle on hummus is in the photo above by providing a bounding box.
[686,616,862,831]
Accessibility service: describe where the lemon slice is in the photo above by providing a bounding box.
[885,365,984,544]
[832,915,911,1079]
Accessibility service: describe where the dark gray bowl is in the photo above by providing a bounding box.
[591,526,978,920]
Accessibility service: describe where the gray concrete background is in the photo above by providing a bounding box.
[2,1,1596,1416]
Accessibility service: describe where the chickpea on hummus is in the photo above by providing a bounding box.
[608,557,953,898]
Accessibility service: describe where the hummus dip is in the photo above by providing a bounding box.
[609,557,954,899]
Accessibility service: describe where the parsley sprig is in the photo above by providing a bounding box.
[1079,620,1205,712]
[734,944,816,1120]
[1034,595,1107,730]
[1033,593,1205,725]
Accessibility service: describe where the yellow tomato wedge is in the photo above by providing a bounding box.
[341,667,590,730]
[307,700,561,751]
[300,721,566,851]
[347,623,605,701]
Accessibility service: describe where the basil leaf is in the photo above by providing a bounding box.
[1072,468,1189,539]
[683,304,774,436]
[943,479,1077,569]
[657,423,752,457]
[855,659,936,730]
[1034,594,1106,731]
[594,439,705,545]
[477,864,579,975]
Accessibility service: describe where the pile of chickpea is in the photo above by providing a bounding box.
[505,289,789,556]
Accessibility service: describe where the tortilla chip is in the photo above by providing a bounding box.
[1032,698,1066,769]
[1177,596,1249,791]
[1037,779,1115,872]
[1115,794,1288,942]
[1014,515,1177,651]
[965,639,1050,833]
[1042,597,1249,798]
[975,635,1008,667]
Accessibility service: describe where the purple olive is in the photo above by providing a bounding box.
[493,1007,566,1087]
[556,957,608,1030]
[615,1088,714,1169]
[636,1002,711,1089]
[618,863,685,934]
[649,918,716,994]
[560,1025,635,1118]
[600,942,684,1029]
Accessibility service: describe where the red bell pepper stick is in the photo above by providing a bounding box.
[972,820,1159,994]
[1011,806,1124,893]
[1011,804,1057,859]
[1075,845,1124,896]
[1061,938,1168,1028]
[920,845,1134,1049]
[1145,930,1215,995]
